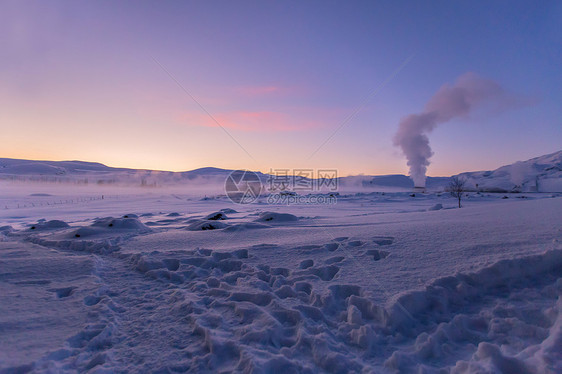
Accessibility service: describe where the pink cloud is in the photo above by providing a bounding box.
[179,110,327,132]
[236,86,281,96]
[232,84,311,97]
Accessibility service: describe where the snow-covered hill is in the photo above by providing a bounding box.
[355,150,561,192]
[1,150,561,192]
[0,158,238,186]
[457,150,562,193]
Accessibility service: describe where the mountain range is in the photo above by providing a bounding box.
[1,150,560,192]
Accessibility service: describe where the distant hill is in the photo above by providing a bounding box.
[0,158,267,186]
[0,159,116,175]
[457,150,562,193]
[1,150,560,192]
[351,150,561,192]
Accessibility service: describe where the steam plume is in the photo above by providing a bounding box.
[393,72,503,187]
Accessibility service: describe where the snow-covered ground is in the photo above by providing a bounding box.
[0,181,561,373]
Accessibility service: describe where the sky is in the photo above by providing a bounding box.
[1,0,561,176]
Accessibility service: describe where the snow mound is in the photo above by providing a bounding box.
[382,249,562,372]
[0,225,13,234]
[0,226,13,241]
[91,217,150,232]
[254,212,299,223]
[386,248,562,331]
[428,203,443,211]
[29,220,70,231]
[186,220,229,231]
[24,217,151,254]
[69,227,100,238]
[204,212,228,220]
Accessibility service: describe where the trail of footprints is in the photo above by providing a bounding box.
[45,234,561,373]
[114,236,395,371]
[31,234,396,372]
[16,220,562,373]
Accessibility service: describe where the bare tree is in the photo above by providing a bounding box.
[448,176,467,208]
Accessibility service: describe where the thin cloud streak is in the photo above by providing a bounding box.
[179,110,326,132]
[236,86,280,96]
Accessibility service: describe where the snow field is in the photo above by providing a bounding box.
[0,192,560,372]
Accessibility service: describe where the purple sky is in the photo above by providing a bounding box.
[1,1,560,176]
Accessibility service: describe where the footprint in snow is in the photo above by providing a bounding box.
[50,286,76,298]
[325,256,345,264]
[372,236,395,246]
[347,240,365,247]
[366,249,390,261]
